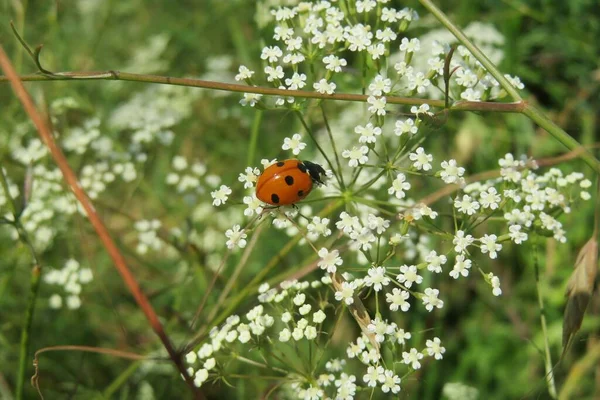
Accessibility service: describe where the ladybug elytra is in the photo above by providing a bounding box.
[256,159,326,206]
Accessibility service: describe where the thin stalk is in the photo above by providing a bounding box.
[320,103,345,190]
[533,236,558,399]
[247,110,263,166]
[296,111,341,186]
[16,265,41,400]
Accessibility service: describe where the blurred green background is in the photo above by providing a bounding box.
[1,0,599,399]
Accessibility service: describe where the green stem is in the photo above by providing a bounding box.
[16,265,41,400]
[533,236,558,399]
[418,0,522,101]
[320,103,345,189]
[418,0,600,174]
[522,104,600,174]
[247,110,263,166]
[296,111,341,186]
[103,361,142,398]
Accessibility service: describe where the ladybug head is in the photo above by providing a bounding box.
[302,160,327,186]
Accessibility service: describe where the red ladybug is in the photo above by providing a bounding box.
[256,159,326,206]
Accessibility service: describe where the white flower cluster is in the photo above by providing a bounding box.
[166,155,209,194]
[134,219,163,255]
[44,258,93,310]
[109,85,198,151]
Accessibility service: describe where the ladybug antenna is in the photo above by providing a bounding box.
[302,160,326,185]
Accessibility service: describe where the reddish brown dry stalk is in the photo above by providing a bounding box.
[0,46,203,399]
[0,70,528,113]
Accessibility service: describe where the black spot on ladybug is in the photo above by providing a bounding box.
[276,161,285,167]
[271,194,280,204]
[285,175,294,186]
[298,190,304,197]
[297,162,307,173]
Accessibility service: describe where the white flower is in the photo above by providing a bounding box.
[49,294,62,309]
[504,74,525,89]
[211,185,232,206]
[335,281,355,305]
[323,55,347,72]
[355,123,382,144]
[313,310,326,324]
[367,318,395,343]
[293,293,306,306]
[282,133,306,155]
[356,0,376,13]
[421,287,444,312]
[336,212,361,235]
[425,337,446,359]
[363,365,384,387]
[193,369,209,387]
[450,255,472,279]
[204,358,216,370]
[453,230,474,254]
[279,328,291,342]
[408,72,431,94]
[243,195,264,216]
[292,327,304,341]
[400,37,420,53]
[317,248,343,273]
[299,304,312,315]
[479,234,502,259]
[260,45,283,63]
[342,146,369,167]
[264,65,285,82]
[394,118,418,136]
[397,264,422,288]
[460,88,482,101]
[376,27,397,42]
[367,214,389,235]
[480,187,501,209]
[225,225,247,249]
[368,75,392,96]
[488,273,502,296]
[235,65,254,81]
[367,95,386,116]
[307,217,332,238]
[368,43,386,59]
[238,167,260,189]
[454,195,480,215]
[509,224,528,244]
[240,93,262,107]
[388,173,411,199]
[364,266,390,291]
[350,227,376,251]
[313,79,336,94]
[409,147,433,171]
[285,72,307,90]
[394,328,412,345]
[381,369,401,394]
[386,288,410,312]
[440,159,465,184]
[402,348,424,369]
[425,250,447,273]
[304,326,318,340]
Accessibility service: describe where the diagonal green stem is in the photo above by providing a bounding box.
[418,0,600,175]
[418,0,522,101]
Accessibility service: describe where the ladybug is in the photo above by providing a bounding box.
[256,159,326,206]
